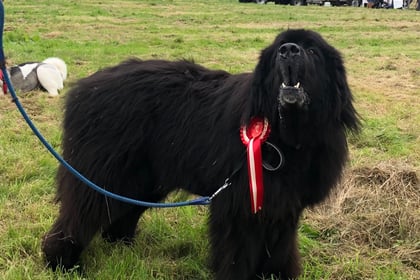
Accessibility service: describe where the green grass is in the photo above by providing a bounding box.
[1,0,419,279]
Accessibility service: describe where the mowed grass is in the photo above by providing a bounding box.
[0,0,419,279]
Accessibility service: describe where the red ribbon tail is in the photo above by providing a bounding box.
[247,138,264,214]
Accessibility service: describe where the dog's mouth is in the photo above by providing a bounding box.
[278,82,309,108]
[276,42,310,109]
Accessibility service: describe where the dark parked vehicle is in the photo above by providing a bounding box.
[239,0,307,4]
[239,0,354,5]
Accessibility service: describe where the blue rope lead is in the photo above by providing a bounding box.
[0,2,212,207]
[0,1,5,70]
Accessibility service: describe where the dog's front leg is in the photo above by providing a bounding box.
[209,202,266,280]
[259,225,301,280]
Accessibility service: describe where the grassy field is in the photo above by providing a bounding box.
[0,0,419,279]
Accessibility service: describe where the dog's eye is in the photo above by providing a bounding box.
[307,49,315,55]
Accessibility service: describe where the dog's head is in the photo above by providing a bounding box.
[250,29,359,136]
[43,57,67,81]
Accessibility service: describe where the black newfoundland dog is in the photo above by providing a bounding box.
[42,29,359,279]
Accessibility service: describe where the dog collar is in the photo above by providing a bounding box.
[240,117,270,214]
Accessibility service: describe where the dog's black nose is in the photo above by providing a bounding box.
[278,43,301,59]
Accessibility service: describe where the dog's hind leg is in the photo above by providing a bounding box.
[101,192,168,243]
[42,167,111,270]
[101,206,145,243]
[101,165,169,243]
[42,198,100,270]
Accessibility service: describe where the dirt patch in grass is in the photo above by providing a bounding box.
[304,162,420,278]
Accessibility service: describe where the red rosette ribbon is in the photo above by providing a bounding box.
[240,117,270,214]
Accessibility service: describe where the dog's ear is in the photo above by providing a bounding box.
[246,44,278,123]
[330,53,361,133]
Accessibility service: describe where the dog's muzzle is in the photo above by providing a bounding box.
[276,43,309,108]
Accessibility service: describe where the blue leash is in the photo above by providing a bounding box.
[0,2,222,208]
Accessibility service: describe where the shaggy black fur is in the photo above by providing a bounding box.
[42,29,360,279]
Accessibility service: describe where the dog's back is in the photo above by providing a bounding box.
[10,62,41,92]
